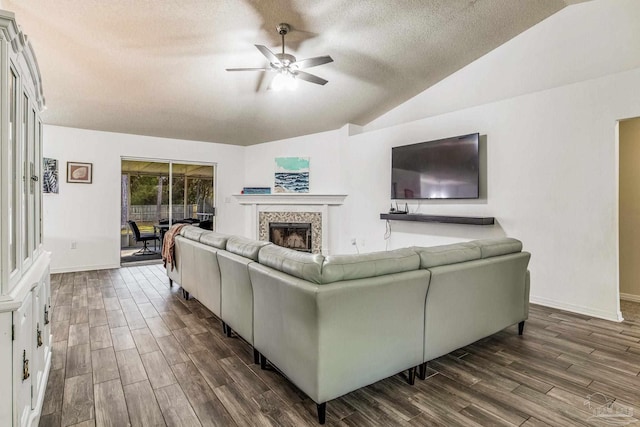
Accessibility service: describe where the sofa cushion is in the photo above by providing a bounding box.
[473,238,523,258]
[414,242,481,268]
[321,248,419,284]
[226,236,271,261]
[258,245,324,284]
[199,231,230,249]
[180,225,208,242]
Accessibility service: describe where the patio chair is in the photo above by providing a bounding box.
[127,220,159,255]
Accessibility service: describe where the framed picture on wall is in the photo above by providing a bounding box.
[67,161,93,184]
[43,158,59,193]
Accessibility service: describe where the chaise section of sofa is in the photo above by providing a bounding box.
[414,237,530,378]
[249,246,429,424]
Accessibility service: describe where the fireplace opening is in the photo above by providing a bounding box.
[269,222,312,252]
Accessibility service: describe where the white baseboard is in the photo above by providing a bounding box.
[50,263,120,274]
[620,293,640,303]
[530,295,623,322]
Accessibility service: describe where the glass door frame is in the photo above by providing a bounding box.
[119,156,217,257]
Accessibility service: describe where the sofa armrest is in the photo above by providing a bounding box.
[249,263,430,403]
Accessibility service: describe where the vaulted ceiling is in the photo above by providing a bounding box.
[5,0,585,146]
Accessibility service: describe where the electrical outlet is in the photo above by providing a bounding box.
[71,241,77,249]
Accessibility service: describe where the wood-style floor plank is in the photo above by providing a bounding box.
[141,350,178,389]
[66,343,92,379]
[172,360,238,427]
[123,380,166,427]
[42,265,640,427]
[91,347,120,384]
[94,379,129,427]
[115,348,148,386]
[61,373,94,426]
[154,383,202,426]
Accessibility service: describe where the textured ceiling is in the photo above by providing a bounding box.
[5,0,585,146]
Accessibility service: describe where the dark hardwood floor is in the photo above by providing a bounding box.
[40,264,640,426]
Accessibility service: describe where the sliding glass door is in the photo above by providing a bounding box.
[121,159,216,262]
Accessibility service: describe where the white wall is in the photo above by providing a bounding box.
[242,126,347,252]
[243,0,640,321]
[43,126,245,273]
[243,127,345,194]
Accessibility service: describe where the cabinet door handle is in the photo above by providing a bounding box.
[37,323,42,347]
[22,350,30,381]
[44,304,49,325]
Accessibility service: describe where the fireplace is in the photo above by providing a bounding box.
[269,222,312,252]
[259,212,321,253]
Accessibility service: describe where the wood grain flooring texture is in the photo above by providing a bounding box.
[42,265,640,426]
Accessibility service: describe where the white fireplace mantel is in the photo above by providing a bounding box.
[233,193,347,205]
[234,194,347,255]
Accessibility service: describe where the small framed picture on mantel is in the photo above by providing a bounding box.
[67,161,93,184]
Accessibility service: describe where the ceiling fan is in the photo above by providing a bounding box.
[226,23,333,90]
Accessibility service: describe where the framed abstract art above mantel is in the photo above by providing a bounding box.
[274,157,309,193]
[67,161,93,184]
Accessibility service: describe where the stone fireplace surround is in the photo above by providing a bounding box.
[234,194,347,255]
[260,212,321,253]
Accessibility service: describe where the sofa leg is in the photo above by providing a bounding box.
[418,362,427,380]
[222,322,228,335]
[317,402,326,425]
[518,320,525,335]
[184,290,190,300]
[253,348,260,364]
[169,279,173,288]
[225,325,233,338]
[260,355,268,370]
[406,367,416,385]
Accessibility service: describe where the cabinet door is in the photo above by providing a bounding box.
[13,292,33,427]
[31,282,46,409]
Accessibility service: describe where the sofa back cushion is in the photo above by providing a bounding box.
[199,231,230,249]
[226,236,271,261]
[258,245,324,284]
[181,225,207,242]
[413,242,481,268]
[473,238,523,258]
[321,248,419,284]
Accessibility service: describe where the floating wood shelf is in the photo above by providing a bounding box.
[380,213,495,225]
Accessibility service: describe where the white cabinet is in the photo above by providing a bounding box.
[0,9,50,427]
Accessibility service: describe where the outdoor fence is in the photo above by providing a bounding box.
[126,204,197,224]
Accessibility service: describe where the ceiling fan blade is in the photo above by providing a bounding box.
[255,45,282,66]
[294,55,334,69]
[226,67,271,72]
[294,71,328,86]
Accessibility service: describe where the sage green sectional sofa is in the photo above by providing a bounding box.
[166,226,530,424]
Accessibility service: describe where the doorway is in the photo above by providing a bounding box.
[618,117,640,321]
[120,159,216,264]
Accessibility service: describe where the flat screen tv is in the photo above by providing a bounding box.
[391,133,479,200]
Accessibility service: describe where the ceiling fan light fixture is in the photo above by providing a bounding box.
[272,71,298,92]
[227,22,332,90]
